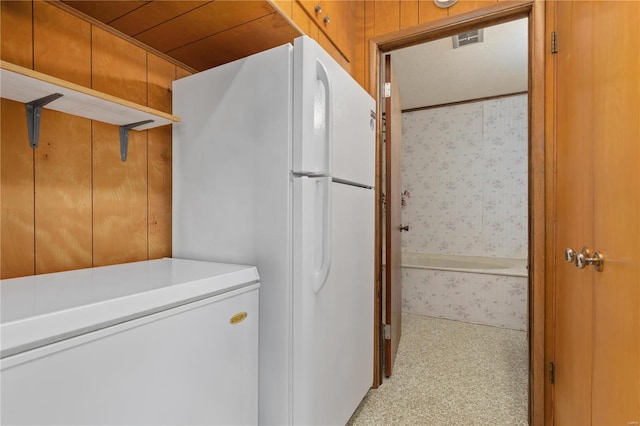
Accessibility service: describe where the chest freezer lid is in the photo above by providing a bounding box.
[0,258,259,358]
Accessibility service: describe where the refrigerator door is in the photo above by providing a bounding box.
[293,179,374,425]
[293,36,376,186]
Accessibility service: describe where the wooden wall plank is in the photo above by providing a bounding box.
[147,54,174,260]
[418,0,448,24]
[34,111,92,274]
[353,0,366,88]
[364,0,376,95]
[0,1,33,68]
[374,1,400,36]
[1,99,35,279]
[147,53,174,114]
[401,0,419,29]
[148,125,172,259]
[92,26,148,105]
[448,0,498,17]
[92,122,148,267]
[331,1,356,61]
[33,1,91,87]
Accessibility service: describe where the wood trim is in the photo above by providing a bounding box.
[46,0,198,75]
[528,2,546,425]
[371,0,532,52]
[402,90,529,113]
[369,2,546,424]
[370,38,383,389]
[544,3,557,424]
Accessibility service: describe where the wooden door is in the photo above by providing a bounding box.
[553,1,640,423]
[384,54,403,377]
[589,1,639,422]
[553,1,595,422]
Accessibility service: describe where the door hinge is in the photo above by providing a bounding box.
[383,323,391,340]
[549,361,555,384]
[551,31,558,54]
[383,82,391,98]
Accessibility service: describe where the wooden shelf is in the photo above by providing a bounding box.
[1,60,181,161]
[0,60,180,131]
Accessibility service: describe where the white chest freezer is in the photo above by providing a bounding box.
[0,258,259,425]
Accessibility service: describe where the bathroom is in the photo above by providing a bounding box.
[396,17,529,329]
[355,17,530,423]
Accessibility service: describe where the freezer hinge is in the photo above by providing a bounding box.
[383,82,391,98]
[551,31,558,54]
[383,323,391,340]
[549,361,555,384]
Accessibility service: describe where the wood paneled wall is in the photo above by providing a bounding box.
[0,1,192,279]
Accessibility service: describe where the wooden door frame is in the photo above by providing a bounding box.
[369,1,546,425]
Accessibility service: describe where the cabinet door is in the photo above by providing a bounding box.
[297,0,353,60]
[553,1,640,424]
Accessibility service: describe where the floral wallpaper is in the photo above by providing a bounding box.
[399,94,528,330]
[401,94,528,258]
[402,268,528,330]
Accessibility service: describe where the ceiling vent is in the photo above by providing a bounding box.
[452,29,484,48]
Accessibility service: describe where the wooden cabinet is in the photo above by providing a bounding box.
[552,1,640,424]
[297,1,354,61]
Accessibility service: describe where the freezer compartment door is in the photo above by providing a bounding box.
[292,181,374,425]
[293,36,375,186]
[293,177,332,294]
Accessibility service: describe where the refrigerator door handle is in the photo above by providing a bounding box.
[312,177,331,293]
[293,56,333,175]
[295,177,332,294]
[315,59,332,175]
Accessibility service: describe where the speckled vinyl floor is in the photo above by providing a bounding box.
[347,313,528,426]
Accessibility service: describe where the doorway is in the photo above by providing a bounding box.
[370,2,545,424]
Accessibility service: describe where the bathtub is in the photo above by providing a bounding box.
[400,253,528,330]
[401,253,528,277]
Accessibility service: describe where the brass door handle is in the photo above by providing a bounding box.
[566,247,604,272]
[575,247,604,272]
[564,247,576,263]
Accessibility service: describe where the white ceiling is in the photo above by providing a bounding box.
[390,18,528,110]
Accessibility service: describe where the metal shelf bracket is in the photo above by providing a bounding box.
[119,120,153,162]
[26,93,63,148]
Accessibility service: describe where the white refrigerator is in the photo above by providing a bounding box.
[173,36,375,426]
